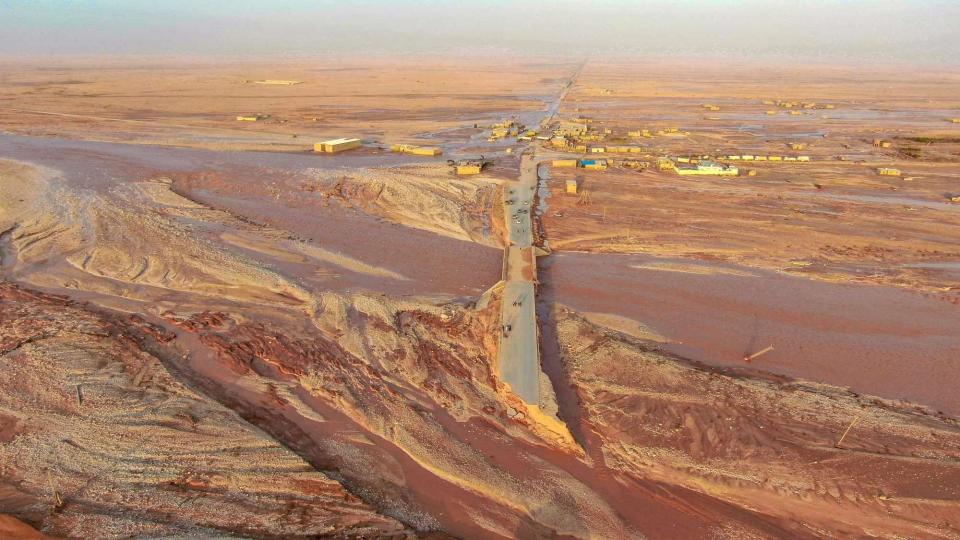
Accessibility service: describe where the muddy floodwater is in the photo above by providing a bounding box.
[0,133,501,298]
[0,132,419,190]
[541,252,960,416]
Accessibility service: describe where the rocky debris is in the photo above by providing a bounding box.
[555,307,960,538]
[162,310,230,332]
[0,282,409,538]
[132,288,647,538]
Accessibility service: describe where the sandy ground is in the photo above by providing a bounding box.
[546,60,960,294]
[0,56,575,152]
[538,59,960,418]
[551,307,960,539]
[1,57,959,538]
[543,165,960,296]
[0,283,408,538]
[0,135,503,302]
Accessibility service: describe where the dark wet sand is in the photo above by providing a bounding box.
[541,252,960,416]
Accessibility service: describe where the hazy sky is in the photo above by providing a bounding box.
[1,0,958,64]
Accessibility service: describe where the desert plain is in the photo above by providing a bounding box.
[0,56,959,539]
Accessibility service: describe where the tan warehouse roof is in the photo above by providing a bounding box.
[320,138,361,145]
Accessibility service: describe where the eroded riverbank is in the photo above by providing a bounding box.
[541,251,960,416]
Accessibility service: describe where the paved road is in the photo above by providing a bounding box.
[496,63,582,406]
[504,155,538,247]
[498,279,539,403]
[497,154,542,404]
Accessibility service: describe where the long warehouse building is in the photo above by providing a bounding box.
[315,138,362,153]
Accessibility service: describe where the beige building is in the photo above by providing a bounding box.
[455,164,482,175]
[656,157,675,171]
[252,80,301,85]
[877,167,901,176]
[556,122,588,136]
[605,145,644,153]
[453,158,491,175]
[675,162,739,176]
[581,159,608,170]
[315,138,362,153]
[565,179,578,195]
[390,144,442,156]
[550,136,569,149]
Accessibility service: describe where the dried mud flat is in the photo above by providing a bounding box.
[0,58,959,539]
[540,60,960,417]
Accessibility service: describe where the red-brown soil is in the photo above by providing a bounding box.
[2,57,959,539]
[0,515,52,540]
[551,307,960,538]
[0,283,409,538]
[6,278,956,538]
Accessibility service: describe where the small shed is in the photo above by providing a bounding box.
[581,159,608,171]
[456,164,482,175]
[315,138,362,153]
